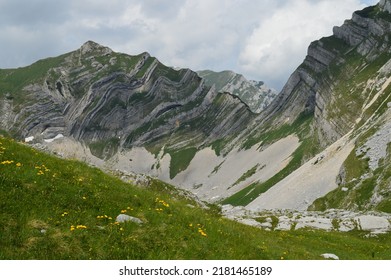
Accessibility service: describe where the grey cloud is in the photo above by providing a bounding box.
[0,0,71,27]
[0,0,380,89]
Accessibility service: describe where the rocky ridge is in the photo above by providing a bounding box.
[197,70,277,113]
[0,41,256,159]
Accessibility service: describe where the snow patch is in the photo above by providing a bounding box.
[44,134,64,143]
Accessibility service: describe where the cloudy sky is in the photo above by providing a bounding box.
[0,0,378,90]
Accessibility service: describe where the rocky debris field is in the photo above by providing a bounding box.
[222,205,391,235]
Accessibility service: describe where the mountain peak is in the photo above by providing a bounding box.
[79,40,113,55]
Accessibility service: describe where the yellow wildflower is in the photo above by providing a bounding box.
[76,225,87,229]
[15,162,22,167]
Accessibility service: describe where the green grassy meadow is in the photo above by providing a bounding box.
[1,136,391,260]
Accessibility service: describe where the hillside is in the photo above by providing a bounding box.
[1,136,391,260]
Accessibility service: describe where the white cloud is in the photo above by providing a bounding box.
[238,0,371,88]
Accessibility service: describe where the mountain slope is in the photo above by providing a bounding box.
[197,70,277,113]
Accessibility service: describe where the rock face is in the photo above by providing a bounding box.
[0,41,255,160]
[254,0,391,146]
[197,70,277,113]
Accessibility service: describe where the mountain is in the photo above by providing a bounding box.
[197,70,277,113]
[0,40,292,205]
[1,0,391,218]
[243,0,391,213]
[0,41,255,160]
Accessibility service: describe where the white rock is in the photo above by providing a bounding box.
[44,134,64,143]
[321,253,339,260]
[338,219,356,232]
[260,222,273,228]
[25,136,34,143]
[116,214,143,224]
[355,215,390,232]
[295,217,333,231]
[275,216,292,231]
[265,217,273,223]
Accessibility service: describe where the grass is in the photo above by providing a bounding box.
[1,136,391,260]
[326,47,391,129]
[242,111,313,150]
[134,57,156,79]
[310,141,391,213]
[167,147,198,179]
[232,164,260,187]
[89,137,120,159]
[0,54,69,106]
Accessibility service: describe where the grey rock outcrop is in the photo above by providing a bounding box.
[380,0,391,13]
[197,70,277,113]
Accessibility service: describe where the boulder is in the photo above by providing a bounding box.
[116,214,143,224]
[321,253,339,260]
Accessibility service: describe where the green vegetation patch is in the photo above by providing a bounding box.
[311,143,391,213]
[0,54,68,105]
[355,4,391,22]
[242,111,313,150]
[134,57,156,79]
[232,164,260,187]
[89,137,120,159]
[167,147,198,179]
